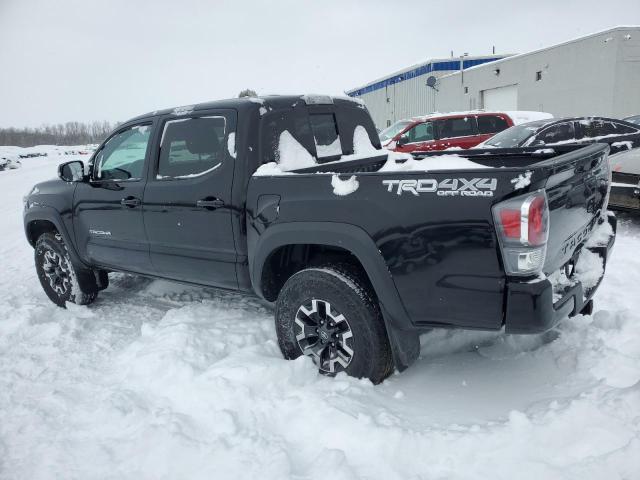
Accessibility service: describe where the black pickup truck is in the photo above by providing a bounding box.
[23,95,616,383]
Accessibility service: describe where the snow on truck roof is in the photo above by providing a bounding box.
[127,95,365,124]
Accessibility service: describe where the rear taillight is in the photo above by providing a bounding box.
[493,190,549,276]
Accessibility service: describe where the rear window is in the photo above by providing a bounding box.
[310,113,342,159]
[477,115,509,134]
[259,105,379,168]
[436,117,476,139]
[581,119,637,138]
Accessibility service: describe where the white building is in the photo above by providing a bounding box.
[347,26,640,129]
[345,55,510,128]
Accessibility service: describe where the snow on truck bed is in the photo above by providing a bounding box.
[1,148,639,479]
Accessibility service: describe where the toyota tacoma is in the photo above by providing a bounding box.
[23,95,616,383]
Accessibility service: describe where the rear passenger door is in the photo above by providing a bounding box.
[142,110,238,288]
[433,117,479,150]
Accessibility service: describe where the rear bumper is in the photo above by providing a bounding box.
[504,214,616,334]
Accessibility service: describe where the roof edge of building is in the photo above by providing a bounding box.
[437,25,640,81]
[345,54,513,95]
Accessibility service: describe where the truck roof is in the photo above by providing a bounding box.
[126,94,366,125]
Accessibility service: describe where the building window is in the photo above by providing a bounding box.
[536,71,542,81]
[464,86,469,94]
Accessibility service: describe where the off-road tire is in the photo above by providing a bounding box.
[275,264,394,384]
[35,232,98,307]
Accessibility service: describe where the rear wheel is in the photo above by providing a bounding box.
[275,265,394,383]
[35,232,98,307]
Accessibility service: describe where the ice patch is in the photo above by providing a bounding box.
[331,175,359,196]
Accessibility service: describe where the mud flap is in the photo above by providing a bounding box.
[380,304,420,371]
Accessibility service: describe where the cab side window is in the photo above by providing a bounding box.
[158,116,227,179]
[477,115,509,134]
[535,122,575,145]
[94,124,152,181]
[405,122,434,143]
[436,117,476,139]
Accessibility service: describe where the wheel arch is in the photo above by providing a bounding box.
[24,207,85,266]
[251,224,400,314]
[250,222,420,370]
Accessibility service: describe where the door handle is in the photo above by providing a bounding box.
[196,197,225,209]
[121,196,141,208]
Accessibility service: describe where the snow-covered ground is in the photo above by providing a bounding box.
[0,147,639,479]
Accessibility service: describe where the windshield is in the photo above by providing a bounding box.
[379,120,411,142]
[483,123,542,147]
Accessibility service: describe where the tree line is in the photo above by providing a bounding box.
[0,121,118,147]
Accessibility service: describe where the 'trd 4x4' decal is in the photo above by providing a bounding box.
[382,178,498,197]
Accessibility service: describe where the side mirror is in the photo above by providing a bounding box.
[397,135,408,146]
[58,160,86,182]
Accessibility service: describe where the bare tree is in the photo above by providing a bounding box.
[0,121,118,147]
[238,89,258,98]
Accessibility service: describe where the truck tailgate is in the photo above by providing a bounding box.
[534,143,611,274]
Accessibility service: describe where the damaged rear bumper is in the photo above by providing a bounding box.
[504,213,616,334]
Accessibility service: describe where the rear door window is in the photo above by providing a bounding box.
[310,113,342,159]
[436,117,476,139]
[157,116,228,179]
[477,115,509,134]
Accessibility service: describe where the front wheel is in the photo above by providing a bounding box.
[35,232,98,307]
[275,265,394,384]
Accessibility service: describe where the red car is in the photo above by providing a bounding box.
[379,111,553,153]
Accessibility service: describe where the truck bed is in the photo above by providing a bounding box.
[248,143,613,333]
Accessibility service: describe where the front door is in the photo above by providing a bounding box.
[74,122,154,273]
[142,110,238,288]
[396,121,435,152]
